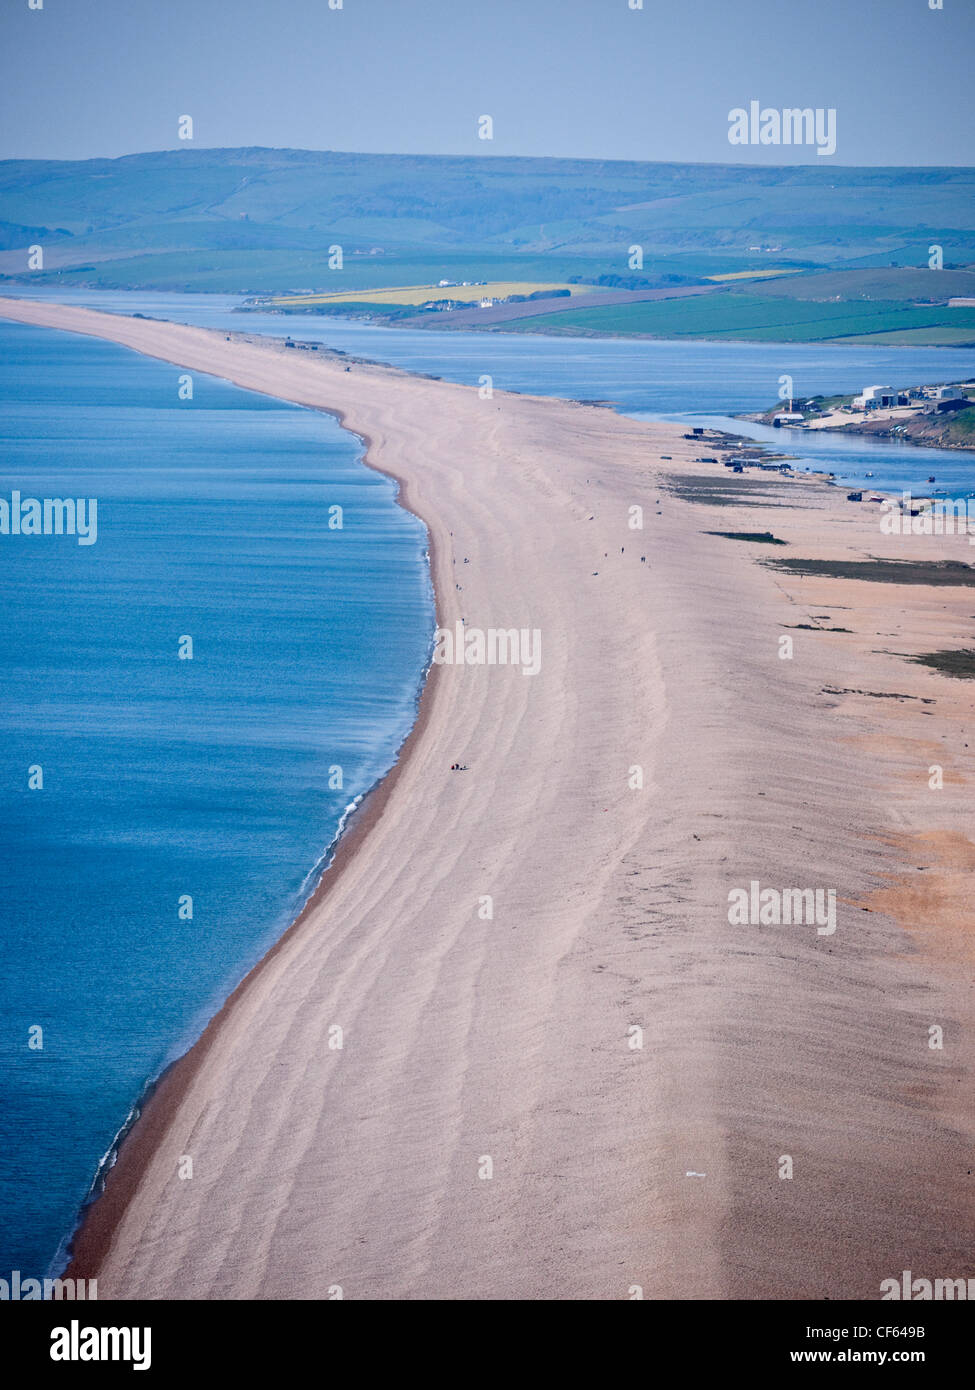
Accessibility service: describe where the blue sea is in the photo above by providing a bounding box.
[0,319,434,1276]
[1,288,975,1279]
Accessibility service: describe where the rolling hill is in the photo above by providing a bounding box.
[1,147,974,296]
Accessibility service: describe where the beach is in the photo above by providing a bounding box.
[2,297,974,1300]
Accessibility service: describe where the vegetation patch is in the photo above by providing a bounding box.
[822,686,934,703]
[909,649,975,678]
[766,558,975,586]
[706,530,787,544]
[665,474,789,507]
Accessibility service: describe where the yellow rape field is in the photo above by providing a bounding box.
[269,281,587,306]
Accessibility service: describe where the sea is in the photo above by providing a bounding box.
[0,316,434,1277]
[1,286,974,1279]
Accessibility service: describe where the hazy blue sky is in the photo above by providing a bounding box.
[1,0,972,166]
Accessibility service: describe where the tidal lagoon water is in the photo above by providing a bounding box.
[0,319,434,1276]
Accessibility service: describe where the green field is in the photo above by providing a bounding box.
[725,266,975,302]
[829,325,975,347]
[7,249,646,296]
[262,300,416,318]
[504,293,975,345]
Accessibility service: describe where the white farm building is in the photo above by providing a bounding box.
[854,385,898,409]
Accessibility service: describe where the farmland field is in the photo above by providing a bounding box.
[829,325,975,346]
[503,293,975,345]
[726,266,975,301]
[268,281,586,307]
[706,269,802,282]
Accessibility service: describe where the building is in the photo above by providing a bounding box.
[854,385,897,409]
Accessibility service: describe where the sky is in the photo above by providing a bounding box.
[0,0,973,166]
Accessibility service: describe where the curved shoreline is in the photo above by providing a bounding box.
[62,419,446,1282]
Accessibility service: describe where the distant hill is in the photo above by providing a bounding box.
[1,147,974,294]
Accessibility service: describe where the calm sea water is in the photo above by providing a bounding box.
[2,287,975,1278]
[0,320,434,1276]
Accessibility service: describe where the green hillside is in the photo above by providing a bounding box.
[1,147,974,295]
